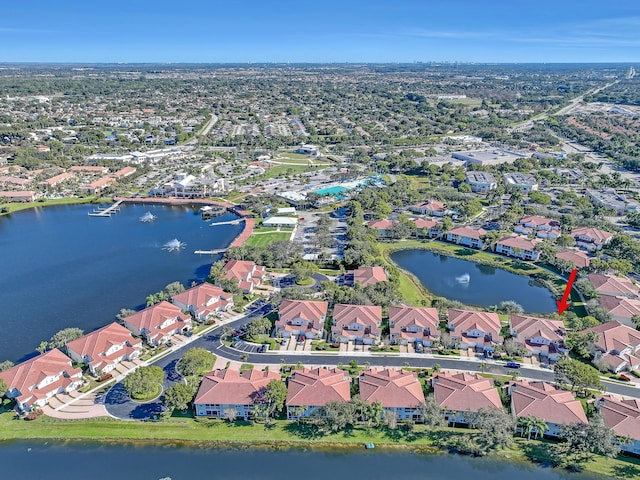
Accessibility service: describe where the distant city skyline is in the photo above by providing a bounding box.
[1,0,639,63]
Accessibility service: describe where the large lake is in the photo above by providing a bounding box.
[0,203,243,362]
[391,249,557,314]
[0,441,602,480]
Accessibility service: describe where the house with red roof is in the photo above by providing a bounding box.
[193,368,281,419]
[588,273,640,298]
[410,201,446,217]
[514,216,561,240]
[66,322,142,375]
[596,395,640,455]
[509,380,587,437]
[432,372,503,424]
[389,306,440,346]
[171,283,234,321]
[599,296,640,326]
[555,249,591,269]
[584,321,640,373]
[359,368,425,421]
[331,304,383,344]
[0,190,36,202]
[275,300,328,339]
[367,218,396,238]
[509,314,568,361]
[345,266,388,287]
[223,260,267,293]
[495,235,540,261]
[0,349,83,412]
[571,226,613,251]
[445,226,487,249]
[122,301,192,346]
[447,309,503,352]
[286,367,351,419]
[411,217,441,238]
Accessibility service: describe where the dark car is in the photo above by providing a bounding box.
[505,362,521,369]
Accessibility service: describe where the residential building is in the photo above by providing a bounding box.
[584,321,640,373]
[411,217,440,238]
[587,189,639,215]
[509,381,587,437]
[83,176,115,194]
[503,172,539,192]
[447,309,502,352]
[0,349,83,412]
[445,226,487,249]
[331,304,383,344]
[588,273,640,298]
[38,172,75,190]
[286,368,351,419]
[359,368,425,421]
[509,314,568,361]
[599,296,640,326]
[495,235,540,261]
[432,372,503,424]
[596,395,640,455]
[367,218,396,238]
[66,322,142,375]
[571,227,613,251]
[171,283,234,321]
[555,250,591,269]
[465,171,497,193]
[514,216,561,240]
[409,201,445,217]
[345,266,388,287]
[275,300,328,339]
[111,166,137,179]
[122,301,192,346]
[389,306,440,346]
[70,166,109,175]
[0,191,36,202]
[223,260,267,293]
[193,368,281,419]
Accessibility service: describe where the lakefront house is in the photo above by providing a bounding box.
[285,367,351,419]
[358,368,425,421]
[122,301,192,346]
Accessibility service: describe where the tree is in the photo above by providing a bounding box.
[164,281,185,296]
[246,317,272,339]
[420,394,447,428]
[48,327,84,350]
[554,358,601,393]
[632,314,640,331]
[291,260,318,283]
[0,378,6,396]
[556,414,620,470]
[0,360,14,372]
[177,348,216,377]
[261,380,287,419]
[223,407,238,423]
[116,308,136,321]
[499,301,524,314]
[163,382,195,412]
[208,261,226,284]
[565,331,598,359]
[517,415,548,440]
[123,366,164,399]
[319,401,357,432]
[468,408,516,455]
[503,337,519,356]
[555,234,576,248]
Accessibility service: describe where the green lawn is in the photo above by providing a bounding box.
[258,164,325,180]
[245,232,291,247]
[0,196,98,216]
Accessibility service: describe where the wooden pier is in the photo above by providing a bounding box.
[194,249,227,255]
[209,218,245,227]
[88,200,124,217]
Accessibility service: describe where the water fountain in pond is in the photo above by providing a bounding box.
[162,238,186,251]
[139,211,157,222]
[455,273,470,285]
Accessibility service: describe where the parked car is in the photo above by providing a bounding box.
[414,343,424,353]
[505,362,521,369]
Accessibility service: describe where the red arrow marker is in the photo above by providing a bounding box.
[557,269,578,315]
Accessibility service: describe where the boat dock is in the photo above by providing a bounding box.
[210,218,245,227]
[194,249,227,255]
[88,200,124,217]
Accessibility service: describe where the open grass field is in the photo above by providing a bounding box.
[245,232,291,247]
[259,164,327,179]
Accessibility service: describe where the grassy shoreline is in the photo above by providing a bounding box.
[0,196,101,216]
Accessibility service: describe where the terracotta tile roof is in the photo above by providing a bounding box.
[171,283,233,316]
[510,380,587,426]
[412,201,445,213]
[555,250,591,268]
[519,216,559,228]
[66,322,141,370]
[286,368,351,407]
[223,260,265,284]
[111,166,136,178]
[597,395,640,441]
[332,304,382,339]
[588,273,639,297]
[359,368,425,408]
[448,309,502,342]
[352,267,387,287]
[584,321,640,354]
[433,372,502,412]
[571,227,613,245]
[412,217,438,229]
[599,296,640,321]
[0,349,82,407]
[448,226,487,239]
[367,219,396,230]
[123,301,191,338]
[70,166,109,174]
[194,368,281,405]
[497,235,538,251]
[510,314,566,355]
[389,306,439,341]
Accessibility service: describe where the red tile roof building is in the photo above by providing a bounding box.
[0,349,83,412]
[599,295,640,327]
[194,368,281,419]
[331,304,383,344]
[389,306,440,346]
[223,260,266,293]
[359,368,425,421]
[555,249,591,269]
[448,309,503,352]
[286,367,351,419]
[588,273,640,298]
[410,201,446,217]
[171,283,234,321]
[445,226,487,249]
[495,235,540,261]
[275,300,328,339]
[432,372,502,423]
[122,301,192,346]
[367,218,396,237]
[571,226,613,251]
[509,381,587,437]
[596,395,640,454]
[0,190,36,202]
[509,314,568,361]
[66,322,142,374]
[584,321,640,373]
[347,266,388,287]
[411,217,440,238]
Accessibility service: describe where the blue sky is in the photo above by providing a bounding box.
[1,1,639,63]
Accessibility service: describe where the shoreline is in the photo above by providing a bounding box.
[0,196,100,217]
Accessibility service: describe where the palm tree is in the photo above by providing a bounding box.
[517,416,535,439]
[531,417,549,440]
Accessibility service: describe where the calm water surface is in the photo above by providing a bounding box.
[391,250,557,314]
[0,441,603,480]
[0,203,243,362]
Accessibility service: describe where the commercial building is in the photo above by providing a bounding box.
[465,171,497,193]
[503,173,538,192]
[587,189,639,215]
[452,149,525,166]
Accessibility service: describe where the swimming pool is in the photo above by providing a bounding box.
[315,185,349,195]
